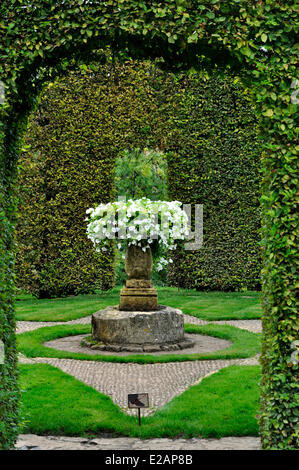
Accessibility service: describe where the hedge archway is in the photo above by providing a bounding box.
[16,57,261,297]
[0,1,297,449]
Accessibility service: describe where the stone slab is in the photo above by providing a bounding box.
[82,335,195,352]
[126,279,153,288]
[16,434,261,450]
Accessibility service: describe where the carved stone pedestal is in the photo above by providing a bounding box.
[120,279,158,311]
[119,245,158,311]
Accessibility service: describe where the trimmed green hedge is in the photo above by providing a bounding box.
[16,58,261,296]
[167,73,262,290]
[16,60,116,298]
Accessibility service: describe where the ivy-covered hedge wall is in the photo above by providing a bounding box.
[16,58,261,297]
[16,71,116,298]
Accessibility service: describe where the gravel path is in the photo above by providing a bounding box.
[183,315,262,333]
[211,320,262,333]
[43,333,232,356]
[16,434,261,450]
[16,315,91,334]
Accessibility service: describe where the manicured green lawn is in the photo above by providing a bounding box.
[159,288,261,320]
[15,290,120,322]
[17,288,262,440]
[16,287,262,322]
[19,363,261,438]
[17,323,261,364]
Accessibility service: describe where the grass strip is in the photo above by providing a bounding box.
[16,287,262,322]
[18,323,261,364]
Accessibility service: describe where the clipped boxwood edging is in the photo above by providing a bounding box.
[17,323,261,364]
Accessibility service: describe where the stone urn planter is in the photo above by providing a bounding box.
[86,198,193,352]
[125,244,153,280]
[90,243,193,352]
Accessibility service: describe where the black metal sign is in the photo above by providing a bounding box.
[128,393,149,426]
[128,393,149,408]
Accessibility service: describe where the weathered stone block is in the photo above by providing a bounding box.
[178,340,194,350]
[126,279,152,288]
[119,286,158,311]
[91,305,184,347]
[108,345,122,352]
[143,345,161,353]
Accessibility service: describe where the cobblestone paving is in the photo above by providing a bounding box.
[212,320,262,333]
[16,434,261,450]
[16,315,91,334]
[184,315,262,333]
[29,355,259,416]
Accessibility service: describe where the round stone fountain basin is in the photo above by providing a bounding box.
[91,305,193,352]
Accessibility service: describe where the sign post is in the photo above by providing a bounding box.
[128,393,149,426]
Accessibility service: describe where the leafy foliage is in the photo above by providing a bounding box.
[0,0,298,450]
[115,148,168,201]
[16,64,118,298]
[15,58,174,297]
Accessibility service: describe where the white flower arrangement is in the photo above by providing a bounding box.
[86,198,190,268]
